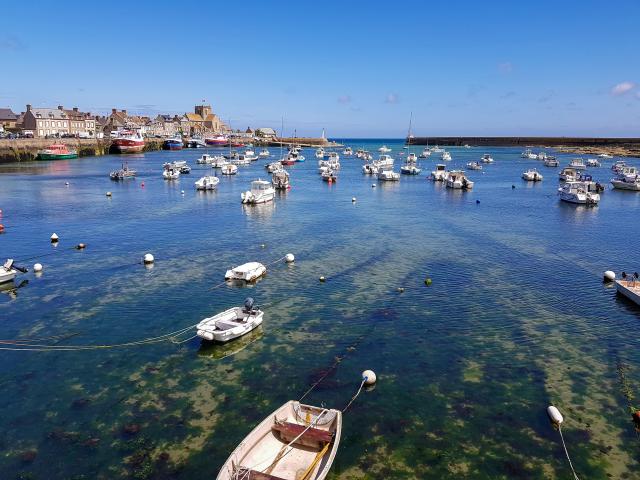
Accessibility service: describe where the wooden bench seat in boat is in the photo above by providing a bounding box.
[271,421,334,447]
[235,468,287,480]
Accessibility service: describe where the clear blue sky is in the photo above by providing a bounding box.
[1,0,639,137]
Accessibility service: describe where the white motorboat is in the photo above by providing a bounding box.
[568,158,586,170]
[221,164,238,175]
[362,163,378,175]
[315,147,325,159]
[559,167,578,182]
[272,169,290,190]
[216,400,341,480]
[266,161,283,173]
[342,147,353,156]
[463,144,471,149]
[376,155,394,169]
[225,262,267,282]
[244,149,258,161]
[378,168,400,181]
[599,153,613,158]
[258,148,270,158]
[400,164,421,175]
[419,148,431,158]
[378,145,391,153]
[327,152,340,163]
[211,156,228,168]
[441,151,452,161]
[355,148,365,158]
[431,164,448,181]
[481,153,493,163]
[109,163,137,180]
[586,158,601,167]
[231,155,252,165]
[321,169,337,182]
[611,173,640,191]
[406,152,418,163]
[445,170,474,189]
[197,298,263,343]
[522,169,543,181]
[537,152,547,161]
[164,160,191,174]
[521,149,537,159]
[197,154,216,164]
[612,161,627,173]
[194,175,220,190]
[466,161,482,170]
[544,157,559,167]
[241,180,275,204]
[558,181,600,205]
[163,168,180,180]
[577,173,605,193]
[431,145,444,153]
[1,259,26,284]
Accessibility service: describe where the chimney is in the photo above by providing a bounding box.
[112,108,117,114]
[26,104,32,111]
[73,107,78,112]
[122,110,127,115]
[58,105,64,110]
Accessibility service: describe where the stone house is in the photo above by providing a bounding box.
[0,108,18,131]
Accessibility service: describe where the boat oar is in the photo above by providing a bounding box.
[300,441,331,480]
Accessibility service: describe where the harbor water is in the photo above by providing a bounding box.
[0,140,639,479]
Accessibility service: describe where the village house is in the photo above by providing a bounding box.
[64,107,96,137]
[0,108,18,131]
[21,105,71,137]
[148,114,181,137]
[255,127,277,139]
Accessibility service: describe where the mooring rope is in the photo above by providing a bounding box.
[558,427,580,480]
[342,378,367,413]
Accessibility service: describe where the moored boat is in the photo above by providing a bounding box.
[37,143,78,160]
[221,163,238,175]
[225,262,267,282]
[112,130,145,153]
[342,147,353,156]
[586,158,601,167]
[558,181,600,205]
[559,167,578,182]
[445,170,473,189]
[441,151,452,161]
[419,148,431,158]
[378,145,391,153]
[272,169,290,190]
[241,179,275,204]
[216,400,341,480]
[197,298,263,343]
[466,161,482,170]
[163,137,183,150]
[431,164,448,181]
[522,169,543,181]
[616,273,640,306]
[258,148,270,157]
[480,153,493,163]
[194,175,220,190]
[378,168,400,181]
[568,158,586,170]
[109,163,137,180]
[205,134,228,146]
[544,156,559,167]
[1,259,27,284]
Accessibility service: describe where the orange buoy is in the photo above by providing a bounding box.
[141,182,145,188]
[0,224,4,233]
[633,411,640,428]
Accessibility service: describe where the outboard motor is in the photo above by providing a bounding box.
[4,259,27,273]
[243,297,256,314]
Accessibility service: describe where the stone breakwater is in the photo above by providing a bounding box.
[0,138,165,163]
[408,136,640,158]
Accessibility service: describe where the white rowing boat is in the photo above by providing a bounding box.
[197,298,263,342]
[225,262,267,282]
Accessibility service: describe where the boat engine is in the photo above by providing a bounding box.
[244,297,256,314]
[4,259,27,273]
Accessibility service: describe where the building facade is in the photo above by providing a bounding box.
[0,108,18,131]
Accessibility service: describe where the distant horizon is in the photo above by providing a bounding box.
[1,0,639,137]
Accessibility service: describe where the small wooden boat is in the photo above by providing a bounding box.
[197,298,263,342]
[616,273,640,306]
[216,401,342,480]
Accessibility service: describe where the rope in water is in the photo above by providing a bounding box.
[342,378,367,413]
[558,427,580,480]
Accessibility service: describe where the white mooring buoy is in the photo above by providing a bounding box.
[547,405,564,425]
[33,263,43,273]
[50,233,59,243]
[362,370,377,386]
[106,191,112,197]
[603,270,616,282]
[143,253,155,264]
[285,253,295,263]
[371,184,376,188]
[352,197,356,203]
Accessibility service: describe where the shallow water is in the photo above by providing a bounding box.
[0,141,639,479]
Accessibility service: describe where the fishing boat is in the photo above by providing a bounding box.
[400,154,421,175]
[321,169,337,182]
[197,154,216,164]
[231,155,252,166]
[441,151,452,161]
[1,259,26,284]
[431,145,444,153]
[109,163,137,180]
[577,173,605,193]
[520,149,537,159]
[537,152,547,161]
[558,181,600,205]
[616,273,640,306]
[272,170,290,190]
[259,148,270,158]
[342,147,353,156]
[205,134,228,146]
[162,137,183,150]
[225,262,267,282]
[188,138,207,148]
[362,163,378,175]
[445,170,474,190]
[466,161,482,170]
[241,180,276,204]
[586,158,601,167]
[197,298,263,343]
[431,164,448,181]
[419,148,431,158]
[37,143,78,160]
[612,161,627,173]
[164,160,191,174]
[559,167,578,182]
[544,157,559,167]
[112,130,145,153]
[378,145,391,153]
[266,161,283,173]
[611,168,640,191]
[221,164,238,175]
[194,175,220,190]
[315,147,325,159]
[162,167,180,180]
[568,158,586,170]
[216,400,341,480]
[522,169,543,181]
[480,153,493,164]
[378,168,400,181]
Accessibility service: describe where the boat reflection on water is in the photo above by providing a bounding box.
[197,325,264,359]
[241,201,275,219]
[0,279,28,301]
[224,274,265,288]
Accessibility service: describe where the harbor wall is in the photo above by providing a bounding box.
[0,138,166,163]
[407,136,640,147]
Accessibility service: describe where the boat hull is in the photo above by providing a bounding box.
[37,152,78,160]
[163,141,183,150]
[112,140,145,153]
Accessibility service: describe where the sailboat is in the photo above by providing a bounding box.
[401,113,421,175]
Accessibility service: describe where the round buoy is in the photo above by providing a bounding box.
[476,200,480,204]
[511,185,516,189]
[106,191,112,197]
[603,270,616,282]
[143,253,154,264]
[0,224,4,233]
[424,278,432,286]
[260,244,266,249]
[397,287,405,293]
[65,182,69,186]
[547,405,564,425]
[319,276,326,282]
[372,184,376,188]
[33,263,43,273]
[362,370,377,386]
[632,410,640,427]
[76,243,86,250]
[141,182,145,188]
[352,197,356,203]
[285,253,295,263]
[50,233,59,243]
[181,190,185,195]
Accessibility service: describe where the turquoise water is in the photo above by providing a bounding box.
[0,140,639,479]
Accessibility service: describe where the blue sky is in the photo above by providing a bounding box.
[1,0,639,137]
